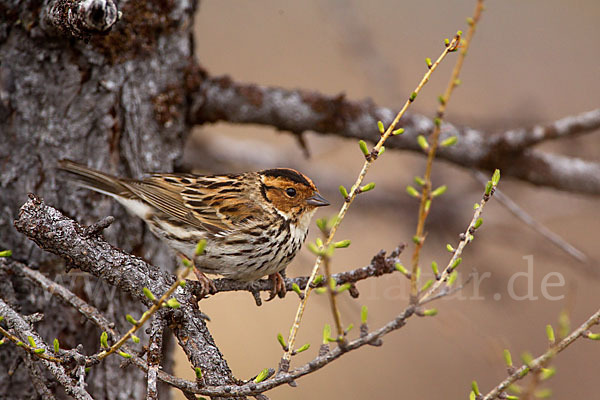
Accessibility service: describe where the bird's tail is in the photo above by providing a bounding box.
[57,159,129,198]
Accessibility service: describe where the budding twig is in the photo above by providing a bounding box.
[283,32,463,363]
[410,0,484,301]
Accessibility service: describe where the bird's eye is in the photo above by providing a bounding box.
[285,187,297,197]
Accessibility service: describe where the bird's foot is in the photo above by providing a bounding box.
[193,266,216,297]
[266,272,286,301]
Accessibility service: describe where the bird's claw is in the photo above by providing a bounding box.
[266,272,286,301]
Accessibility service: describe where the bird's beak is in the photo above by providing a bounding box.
[306,192,330,207]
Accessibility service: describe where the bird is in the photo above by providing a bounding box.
[57,159,330,299]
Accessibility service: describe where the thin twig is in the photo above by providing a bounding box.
[481,307,600,400]
[283,32,462,363]
[410,0,485,300]
[96,263,191,361]
[418,175,497,304]
[472,170,588,264]
[322,255,345,342]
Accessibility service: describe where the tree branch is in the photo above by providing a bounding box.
[40,0,119,39]
[2,259,199,399]
[0,299,93,400]
[12,194,242,396]
[187,246,404,305]
[189,75,600,195]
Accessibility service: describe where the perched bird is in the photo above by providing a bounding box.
[58,160,329,298]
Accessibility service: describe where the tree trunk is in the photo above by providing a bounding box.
[1,0,198,397]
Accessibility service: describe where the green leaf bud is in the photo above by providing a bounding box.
[534,388,552,399]
[417,135,429,151]
[361,305,368,324]
[447,270,458,286]
[406,185,420,198]
[334,240,351,248]
[587,332,600,340]
[0,250,12,257]
[395,263,408,275]
[540,367,556,380]
[360,182,375,193]
[322,324,331,345]
[339,185,349,198]
[100,331,108,348]
[292,283,302,295]
[420,279,433,291]
[166,298,181,309]
[431,261,439,276]
[431,185,447,197]
[337,283,352,293]
[471,380,480,395]
[423,308,437,316]
[485,181,493,195]
[277,333,286,349]
[492,169,501,186]
[451,257,462,269]
[313,275,324,285]
[195,239,207,256]
[296,343,310,353]
[441,136,458,147]
[503,349,513,367]
[254,368,270,383]
[143,287,155,301]
[546,324,555,343]
[359,140,369,156]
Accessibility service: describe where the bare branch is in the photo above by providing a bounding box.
[0,299,93,400]
[146,318,165,400]
[472,170,588,264]
[21,353,57,400]
[40,0,119,39]
[189,75,600,195]
[12,194,241,393]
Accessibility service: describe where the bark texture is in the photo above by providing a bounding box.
[0,1,198,398]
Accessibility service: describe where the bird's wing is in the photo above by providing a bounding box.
[124,174,263,235]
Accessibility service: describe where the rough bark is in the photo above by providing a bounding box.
[0,1,198,398]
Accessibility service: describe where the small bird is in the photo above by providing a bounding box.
[58,160,329,299]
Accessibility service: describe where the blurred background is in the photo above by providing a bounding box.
[174,0,600,398]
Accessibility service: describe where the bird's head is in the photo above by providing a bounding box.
[259,168,329,223]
